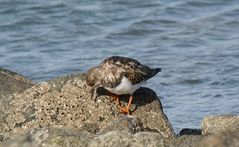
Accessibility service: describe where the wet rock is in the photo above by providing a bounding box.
[202,115,239,135]
[0,128,94,147]
[1,73,175,139]
[178,128,202,136]
[89,131,168,147]
[199,129,239,147]
[0,67,34,140]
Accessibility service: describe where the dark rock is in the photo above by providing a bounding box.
[178,128,202,136]
[202,115,239,135]
[1,73,175,140]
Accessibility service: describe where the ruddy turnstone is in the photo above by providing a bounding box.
[86,56,161,114]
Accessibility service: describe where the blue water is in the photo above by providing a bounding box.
[1,0,239,132]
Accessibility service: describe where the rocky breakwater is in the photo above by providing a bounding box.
[0,67,177,147]
[1,67,239,147]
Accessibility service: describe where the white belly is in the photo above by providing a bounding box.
[105,76,141,95]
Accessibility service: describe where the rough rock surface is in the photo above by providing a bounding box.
[89,131,168,147]
[202,115,239,135]
[0,128,94,147]
[1,73,175,139]
[0,67,34,96]
[199,129,239,147]
[0,67,34,140]
[99,115,144,134]
[173,135,204,147]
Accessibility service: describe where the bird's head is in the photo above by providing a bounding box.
[86,66,101,87]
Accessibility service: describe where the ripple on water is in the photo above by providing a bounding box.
[0,0,239,133]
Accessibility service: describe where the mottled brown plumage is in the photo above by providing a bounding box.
[86,56,161,89]
[86,56,161,114]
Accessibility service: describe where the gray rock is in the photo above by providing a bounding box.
[202,115,239,135]
[100,115,144,134]
[199,129,239,147]
[89,131,168,147]
[0,67,34,95]
[172,135,204,147]
[0,128,94,147]
[2,73,175,140]
[0,135,37,147]
[0,67,34,140]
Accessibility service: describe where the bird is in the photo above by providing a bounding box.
[86,56,161,114]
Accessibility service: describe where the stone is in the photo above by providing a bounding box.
[178,128,202,136]
[89,131,168,147]
[199,129,239,147]
[0,67,34,95]
[0,67,34,140]
[202,115,239,135]
[173,135,204,147]
[0,128,94,147]
[100,115,144,134]
[1,73,175,140]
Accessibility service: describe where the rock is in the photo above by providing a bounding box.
[0,128,94,147]
[1,73,175,139]
[100,115,144,134]
[199,129,239,147]
[173,135,204,147]
[0,135,37,147]
[202,115,239,135]
[0,67,34,95]
[178,128,202,136]
[0,67,34,140]
[89,131,168,147]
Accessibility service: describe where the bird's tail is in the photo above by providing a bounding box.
[150,68,161,77]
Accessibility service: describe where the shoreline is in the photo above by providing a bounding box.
[1,67,238,147]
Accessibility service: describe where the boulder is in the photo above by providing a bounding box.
[99,115,144,134]
[0,67,34,139]
[173,135,204,147]
[0,128,94,147]
[199,130,239,147]
[1,73,175,140]
[202,115,239,135]
[0,67,34,95]
[89,131,167,147]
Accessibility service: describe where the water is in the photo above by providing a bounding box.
[1,0,239,133]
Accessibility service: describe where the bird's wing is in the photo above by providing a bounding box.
[100,56,153,86]
[120,60,152,84]
[99,65,122,88]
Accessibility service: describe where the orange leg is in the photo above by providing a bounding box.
[120,95,133,115]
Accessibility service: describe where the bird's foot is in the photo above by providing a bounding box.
[119,106,131,115]
[119,95,134,115]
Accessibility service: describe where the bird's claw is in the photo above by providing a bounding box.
[119,107,131,115]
